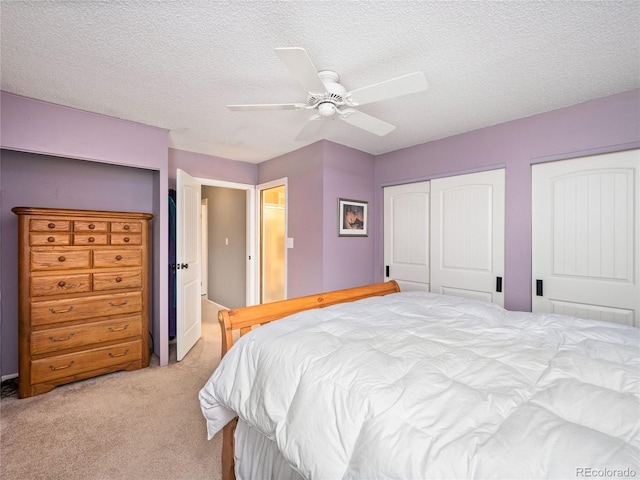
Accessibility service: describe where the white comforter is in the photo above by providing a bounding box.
[200,291,640,479]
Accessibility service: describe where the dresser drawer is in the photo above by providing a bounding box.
[31,339,142,383]
[31,315,143,355]
[31,292,142,326]
[111,221,142,234]
[93,270,142,292]
[30,219,70,232]
[93,250,142,268]
[31,274,91,297]
[74,220,108,233]
[31,250,91,270]
[73,234,108,245]
[111,233,141,245]
[30,233,71,246]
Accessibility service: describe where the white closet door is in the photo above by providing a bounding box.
[532,149,640,326]
[383,182,430,291]
[430,169,505,306]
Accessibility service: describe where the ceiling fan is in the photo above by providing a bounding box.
[228,47,428,138]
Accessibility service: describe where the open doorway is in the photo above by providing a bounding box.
[261,184,286,303]
[199,179,256,309]
[258,178,288,303]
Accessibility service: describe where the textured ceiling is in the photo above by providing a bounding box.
[1,1,639,164]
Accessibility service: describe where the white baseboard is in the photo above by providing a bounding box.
[2,373,18,382]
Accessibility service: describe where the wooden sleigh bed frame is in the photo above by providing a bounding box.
[216,280,401,480]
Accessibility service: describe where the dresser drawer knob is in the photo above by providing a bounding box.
[47,236,55,243]
[115,255,123,261]
[115,277,123,283]
[49,361,74,371]
[88,237,95,243]
[49,306,74,314]
[109,349,130,358]
[108,299,129,307]
[109,324,129,332]
[58,256,66,262]
[48,223,55,229]
[123,237,130,243]
[58,281,66,287]
[89,223,95,229]
[124,225,130,231]
[49,333,74,342]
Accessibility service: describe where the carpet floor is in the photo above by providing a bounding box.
[1,298,223,480]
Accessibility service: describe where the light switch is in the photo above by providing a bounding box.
[286,237,294,248]
[225,238,229,246]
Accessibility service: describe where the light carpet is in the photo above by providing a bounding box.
[1,298,223,480]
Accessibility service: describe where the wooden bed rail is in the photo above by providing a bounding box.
[217,280,400,359]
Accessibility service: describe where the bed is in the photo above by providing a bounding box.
[199,281,639,480]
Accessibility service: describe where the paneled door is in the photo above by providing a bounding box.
[532,149,640,326]
[176,169,202,361]
[430,169,505,306]
[384,182,430,291]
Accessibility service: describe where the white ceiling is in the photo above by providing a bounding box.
[1,1,639,164]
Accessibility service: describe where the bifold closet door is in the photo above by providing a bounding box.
[383,182,430,291]
[430,169,505,307]
[532,149,640,326]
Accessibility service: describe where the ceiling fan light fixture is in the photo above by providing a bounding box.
[318,102,337,117]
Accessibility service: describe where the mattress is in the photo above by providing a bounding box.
[200,291,640,479]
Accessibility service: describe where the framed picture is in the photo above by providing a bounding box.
[338,198,368,236]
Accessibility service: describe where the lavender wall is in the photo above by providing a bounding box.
[322,142,376,291]
[168,148,256,187]
[258,142,325,297]
[1,93,168,169]
[0,92,170,375]
[374,88,640,312]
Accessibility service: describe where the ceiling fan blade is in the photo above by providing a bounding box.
[347,72,428,106]
[228,103,306,111]
[340,109,395,136]
[295,116,325,141]
[275,47,326,94]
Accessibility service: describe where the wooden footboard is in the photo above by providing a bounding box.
[217,280,400,480]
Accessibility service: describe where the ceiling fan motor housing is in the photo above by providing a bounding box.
[308,70,346,116]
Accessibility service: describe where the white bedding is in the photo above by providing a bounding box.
[200,291,640,479]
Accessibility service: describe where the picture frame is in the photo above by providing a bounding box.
[338,198,368,237]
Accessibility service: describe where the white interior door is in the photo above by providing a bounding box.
[383,182,430,291]
[532,149,640,326]
[176,169,202,361]
[430,169,505,306]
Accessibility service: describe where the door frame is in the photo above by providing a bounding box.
[197,177,257,307]
[201,198,208,296]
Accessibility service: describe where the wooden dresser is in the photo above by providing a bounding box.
[12,207,153,398]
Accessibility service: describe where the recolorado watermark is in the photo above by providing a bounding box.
[576,467,637,478]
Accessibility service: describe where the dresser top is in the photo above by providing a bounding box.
[12,207,153,220]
